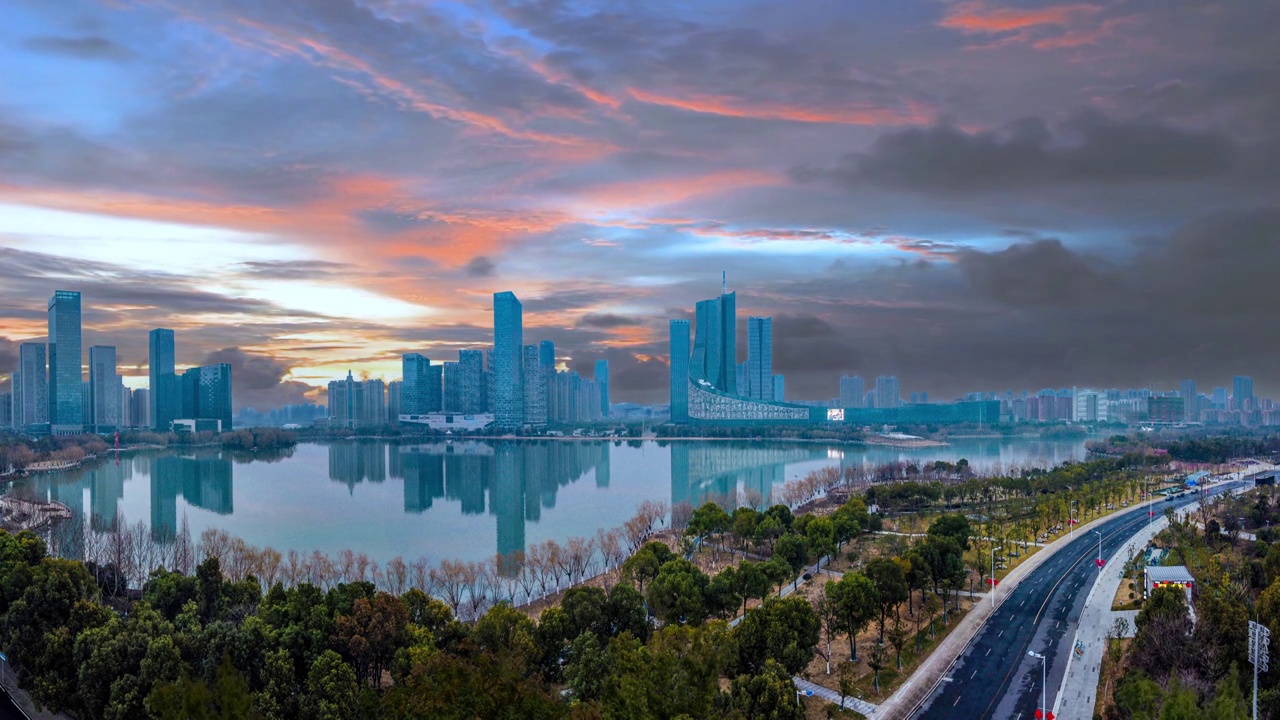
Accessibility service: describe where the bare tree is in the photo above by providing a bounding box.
[384,556,408,596]
[409,557,430,594]
[285,549,304,587]
[338,549,357,585]
[670,501,694,533]
[431,559,469,616]
[354,553,372,584]
[565,537,595,585]
[173,515,195,576]
[258,547,282,589]
[623,515,650,553]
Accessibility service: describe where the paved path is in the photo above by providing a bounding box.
[794,676,880,716]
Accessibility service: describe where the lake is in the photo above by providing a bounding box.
[6,437,1087,568]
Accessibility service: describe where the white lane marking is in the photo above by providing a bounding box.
[953,695,962,706]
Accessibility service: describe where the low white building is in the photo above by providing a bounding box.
[399,413,494,432]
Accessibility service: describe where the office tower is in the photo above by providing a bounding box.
[595,359,610,417]
[1179,380,1197,422]
[149,329,177,431]
[458,349,485,413]
[492,292,524,428]
[48,290,83,434]
[328,372,355,428]
[839,375,865,409]
[14,342,48,428]
[875,376,900,410]
[89,346,119,431]
[669,320,690,422]
[909,391,919,404]
[119,383,131,428]
[0,392,10,429]
[442,361,461,412]
[920,391,928,404]
[746,316,773,401]
[181,363,233,429]
[1212,387,1228,409]
[735,362,747,395]
[540,340,555,371]
[402,353,441,414]
[690,281,736,394]
[485,349,496,417]
[131,388,149,429]
[1233,376,1254,410]
[522,345,547,427]
[387,380,402,422]
[773,374,784,402]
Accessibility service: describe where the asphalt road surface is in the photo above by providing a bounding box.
[916,481,1246,720]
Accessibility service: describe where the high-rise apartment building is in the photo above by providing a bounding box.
[149,329,177,431]
[48,290,83,434]
[746,316,772,401]
[1234,376,1254,410]
[1179,379,1198,422]
[89,345,120,431]
[669,320,690,422]
[387,380,402,422]
[1212,387,1228,409]
[839,375,865,409]
[773,374,785,402]
[402,354,441,414]
[540,340,555,371]
[492,292,524,428]
[522,345,547,427]
[874,376,900,410]
[691,286,737,394]
[595,359,610,417]
[0,392,10,429]
[442,361,461,412]
[131,388,150,429]
[14,343,47,428]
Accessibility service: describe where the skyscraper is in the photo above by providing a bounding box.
[540,340,555,371]
[131,388,150,429]
[492,292,524,428]
[690,286,736,394]
[181,363,233,429]
[149,329,177,431]
[1179,379,1198,422]
[669,320,690,422]
[387,380,402,422]
[839,375,864,408]
[746,316,773,401]
[595,359,610,417]
[89,346,120,431]
[442,361,461,412]
[1233,375,1254,410]
[773,374,785,402]
[48,290,83,434]
[458,349,485,413]
[14,342,47,428]
[402,354,441,414]
[875,376,901,409]
[522,345,547,427]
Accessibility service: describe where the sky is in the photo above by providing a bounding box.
[1,0,1278,409]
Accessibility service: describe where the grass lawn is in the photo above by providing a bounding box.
[1111,577,1143,611]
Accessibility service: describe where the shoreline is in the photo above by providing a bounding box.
[308,433,954,449]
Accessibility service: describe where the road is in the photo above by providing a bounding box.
[915,480,1248,720]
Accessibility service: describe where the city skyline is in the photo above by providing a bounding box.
[2,1,1278,406]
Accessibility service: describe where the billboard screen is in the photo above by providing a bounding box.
[826,408,845,422]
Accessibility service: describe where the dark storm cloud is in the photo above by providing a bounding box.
[568,346,669,395]
[23,35,132,62]
[954,240,1120,308]
[795,111,1238,194]
[576,313,643,329]
[464,256,496,277]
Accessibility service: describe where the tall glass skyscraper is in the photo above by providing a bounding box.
[522,345,547,426]
[182,363,233,429]
[669,320,690,422]
[746,316,773,401]
[595,359,610,417]
[1233,375,1254,410]
[48,290,83,434]
[89,345,119,431]
[457,349,486,413]
[402,354,441,414]
[539,340,555,370]
[149,328,177,431]
[691,289,736,394]
[492,292,524,428]
[14,342,47,428]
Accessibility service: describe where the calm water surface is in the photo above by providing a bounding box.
[7,437,1087,566]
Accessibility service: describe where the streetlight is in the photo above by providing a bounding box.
[1069,499,1078,538]
[1028,650,1048,720]
[990,545,1003,607]
[1094,529,1104,569]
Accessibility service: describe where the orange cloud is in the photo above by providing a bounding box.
[939,1,1102,34]
[627,88,930,126]
[573,169,780,211]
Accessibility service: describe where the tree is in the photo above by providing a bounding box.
[734,596,820,675]
[805,517,836,572]
[334,592,409,688]
[864,558,908,643]
[725,660,804,720]
[304,650,358,720]
[928,515,972,552]
[646,558,710,626]
[816,593,841,675]
[828,573,877,662]
[867,642,889,694]
[887,617,909,670]
[1159,676,1200,720]
[773,534,808,588]
[564,632,609,703]
[620,541,674,595]
[837,660,857,708]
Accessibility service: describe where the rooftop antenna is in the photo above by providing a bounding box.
[722,270,727,294]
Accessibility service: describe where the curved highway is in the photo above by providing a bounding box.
[915,480,1245,719]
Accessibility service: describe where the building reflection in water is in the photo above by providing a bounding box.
[150,451,234,542]
[328,441,387,490]
[378,441,611,563]
[670,442,827,512]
